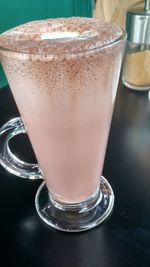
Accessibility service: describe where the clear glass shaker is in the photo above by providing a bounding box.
[122,0,150,90]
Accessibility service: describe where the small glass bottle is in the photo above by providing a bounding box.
[122,0,150,90]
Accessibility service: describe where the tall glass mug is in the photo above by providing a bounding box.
[0,18,126,232]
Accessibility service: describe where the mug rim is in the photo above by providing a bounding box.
[0,24,126,60]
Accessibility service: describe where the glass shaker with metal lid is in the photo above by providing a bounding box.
[122,0,150,90]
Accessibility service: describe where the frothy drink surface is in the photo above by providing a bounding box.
[0,18,124,203]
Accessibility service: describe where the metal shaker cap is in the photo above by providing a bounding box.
[126,0,150,44]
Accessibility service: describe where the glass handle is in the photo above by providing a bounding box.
[0,117,43,179]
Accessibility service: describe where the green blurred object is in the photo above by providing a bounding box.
[0,0,94,89]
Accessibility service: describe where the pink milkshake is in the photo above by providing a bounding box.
[0,18,125,203]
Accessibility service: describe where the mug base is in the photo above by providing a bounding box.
[35,176,114,232]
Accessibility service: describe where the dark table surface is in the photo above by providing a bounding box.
[0,83,150,267]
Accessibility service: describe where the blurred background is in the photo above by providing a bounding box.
[0,0,145,89]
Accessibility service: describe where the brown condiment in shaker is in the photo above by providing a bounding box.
[122,0,150,90]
